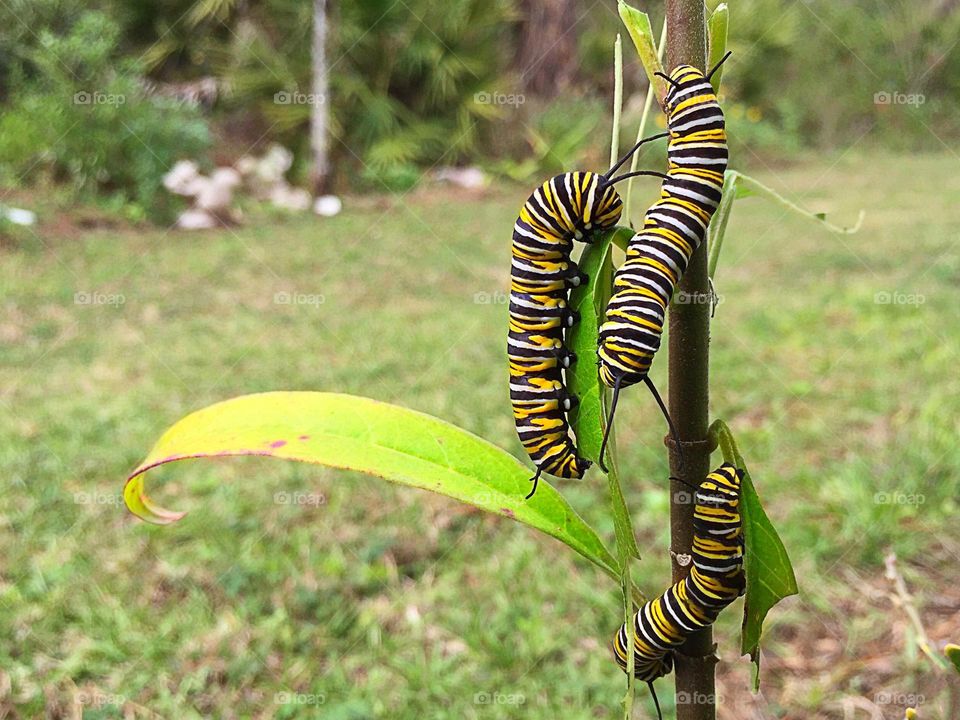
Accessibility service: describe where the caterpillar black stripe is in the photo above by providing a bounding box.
[612,462,745,715]
[509,137,669,497]
[597,55,731,471]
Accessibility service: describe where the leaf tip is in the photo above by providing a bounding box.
[124,470,187,525]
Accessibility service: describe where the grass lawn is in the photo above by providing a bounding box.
[1,153,958,719]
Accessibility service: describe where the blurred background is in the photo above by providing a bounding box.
[1,0,959,718]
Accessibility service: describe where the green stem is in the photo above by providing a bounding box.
[611,34,624,170]
[623,18,667,223]
[665,1,716,718]
[708,418,741,467]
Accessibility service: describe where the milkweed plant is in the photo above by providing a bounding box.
[122,3,918,718]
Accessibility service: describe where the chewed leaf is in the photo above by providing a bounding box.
[740,467,798,684]
[125,391,621,581]
[618,2,666,104]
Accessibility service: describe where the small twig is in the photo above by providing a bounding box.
[884,551,948,669]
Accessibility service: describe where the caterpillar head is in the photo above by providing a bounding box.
[662,65,714,114]
[573,171,623,238]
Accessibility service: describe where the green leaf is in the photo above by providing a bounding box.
[707,171,739,281]
[946,644,960,675]
[568,228,621,465]
[618,2,666,103]
[567,226,641,563]
[707,3,729,93]
[709,171,864,282]
[733,172,865,234]
[709,420,798,688]
[124,391,622,581]
[739,468,798,685]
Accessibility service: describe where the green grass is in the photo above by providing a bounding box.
[1,154,959,718]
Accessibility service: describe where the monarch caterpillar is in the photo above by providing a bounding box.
[509,136,669,498]
[612,462,745,716]
[597,54,731,471]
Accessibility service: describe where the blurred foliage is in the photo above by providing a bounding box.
[152,0,519,187]
[2,0,960,207]
[706,0,960,152]
[0,3,210,222]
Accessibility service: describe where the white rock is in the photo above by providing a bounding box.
[0,206,37,226]
[435,166,486,189]
[175,208,218,230]
[163,160,200,195]
[269,183,312,211]
[313,195,342,217]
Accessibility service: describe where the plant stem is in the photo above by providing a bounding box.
[665,2,716,719]
[611,34,624,170]
[623,18,667,222]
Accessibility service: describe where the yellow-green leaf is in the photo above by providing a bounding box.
[125,391,621,580]
[618,2,666,103]
[707,4,729,93]
[567,226,641,563]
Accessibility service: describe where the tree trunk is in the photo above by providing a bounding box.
[310,0,331,196]
[665,1,715,719]
[515,0,577,97]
